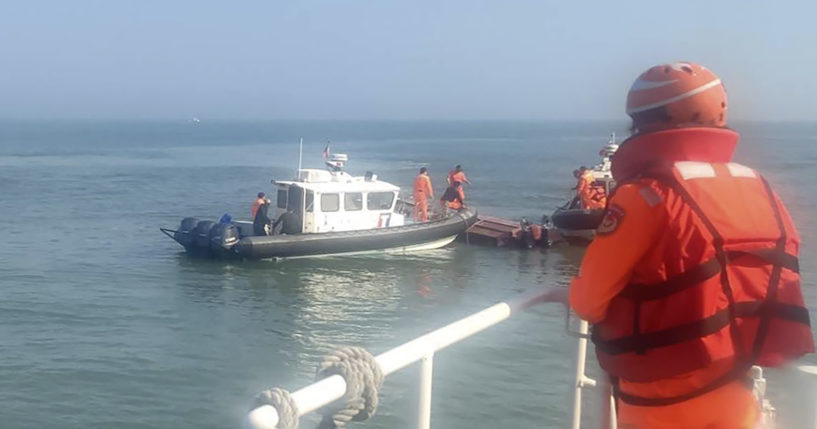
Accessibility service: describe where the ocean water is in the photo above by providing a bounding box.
[0,120,815,428]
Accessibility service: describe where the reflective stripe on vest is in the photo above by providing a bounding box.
[592,161,813,406]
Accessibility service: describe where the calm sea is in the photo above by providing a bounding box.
[1,120,815,428]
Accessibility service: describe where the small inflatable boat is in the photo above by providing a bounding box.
[549,203,605,244]
[546,133,618,244]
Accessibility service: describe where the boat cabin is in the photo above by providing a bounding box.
[272,155,406,234]
[589,134,619,195]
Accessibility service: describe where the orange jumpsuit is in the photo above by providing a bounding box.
[448,170,469,203]
[578,170,606,209]
[569,183,757,428]
[413,173,434,222]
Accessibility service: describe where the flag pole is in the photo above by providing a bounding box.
[297,137,303,176]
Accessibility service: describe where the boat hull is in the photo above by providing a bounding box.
[277,234,458,259]
[167,209,478,260]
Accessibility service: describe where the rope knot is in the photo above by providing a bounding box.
[252,387,299,429]
[315,346,383,429]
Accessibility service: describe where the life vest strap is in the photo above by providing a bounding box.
[593,301,810,355]
[613,364,753,407]
[620,258,721,300]
[619,249,799,301]
[747,247,799,273]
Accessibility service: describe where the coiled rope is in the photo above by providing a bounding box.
[253,387,300,429]
[315,346,383,429]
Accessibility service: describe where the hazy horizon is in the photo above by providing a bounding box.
[2,1,815,122]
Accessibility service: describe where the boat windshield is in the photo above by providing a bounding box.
[367,191,395,211]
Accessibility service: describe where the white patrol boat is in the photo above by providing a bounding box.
[162,153,478,259]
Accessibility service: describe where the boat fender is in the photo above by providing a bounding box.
[175,217,199,246]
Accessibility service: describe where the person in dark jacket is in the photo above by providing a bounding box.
[273,208,302,235]
[439,181,465,215]
[253,198,272,236]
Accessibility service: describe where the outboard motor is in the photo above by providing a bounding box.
[519,217,536,249]
[209,222,240,256]
[540,215,553,248]
[174,217,199,247]
[194,220,216,248]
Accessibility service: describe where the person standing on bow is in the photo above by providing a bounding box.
[252,197,272,236]
[251,192,266,219]
[447,165,471,186]
[447,165,471,205]
[548,62,812,428]
[576,166,606,209]
[413,167,434,222]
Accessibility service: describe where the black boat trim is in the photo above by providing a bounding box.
[164,210,478,259]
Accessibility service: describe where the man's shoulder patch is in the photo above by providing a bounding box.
[597,204,625,235]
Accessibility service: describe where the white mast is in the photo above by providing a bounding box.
[297,137,303,177]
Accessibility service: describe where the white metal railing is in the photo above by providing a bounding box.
[243,288,795,429]
[243,289,613,429]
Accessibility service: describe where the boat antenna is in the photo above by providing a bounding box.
[297,137,303,177]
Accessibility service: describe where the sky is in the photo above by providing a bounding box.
[0,1,815,121]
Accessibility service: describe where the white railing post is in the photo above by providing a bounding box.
[798,365,817,429]
[597,372,616,429]
[571,319,596,429]
[418,352,435,429]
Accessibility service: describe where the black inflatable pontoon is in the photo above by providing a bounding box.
[162,209,478,260]
[550,207,605,231]
[548,198,605,244]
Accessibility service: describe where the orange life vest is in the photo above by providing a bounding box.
[448,170,467,185]
[592,160,813,405]
[251,197,265,218]
[578,171,607,209]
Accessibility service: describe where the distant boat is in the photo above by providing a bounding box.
[190,117,201,124]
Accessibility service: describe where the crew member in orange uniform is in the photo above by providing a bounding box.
[552,62,813,428]
[447,165,471,186]
[413,167,434,222]
[447,165,471,204]
[251,192,266,218]
[577,166,606,209]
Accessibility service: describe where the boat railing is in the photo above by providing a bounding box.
[243,289,790,429]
